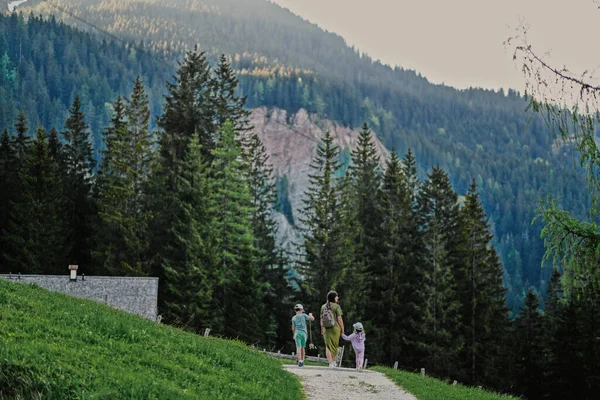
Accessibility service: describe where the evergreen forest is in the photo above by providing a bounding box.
[1,5,599,399]
[6,1,595,310]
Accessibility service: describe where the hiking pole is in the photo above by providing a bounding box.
[308,319,316,350]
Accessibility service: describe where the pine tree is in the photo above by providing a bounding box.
[369,149,426,365]
[2,126,67,274]
[157,48,214,160]
[205,121,262,342]
[157,134,213,330]
[299,131,348,313]
[96,79,155,275]
[244,132,291,348]
[0,128,16,273]
[458,180,510,386]
[213,54,250,133]
[125,76,155,187]
[94,89,151,276]
[401,149,420,205]
[369,149,405,364]
[333,174,360,322]
[149,50,216,324]
[62,95,96,270]
[13,110,30,160]
[418,165,463,377]
[48,127,64,163]
[344,123,381,324]
[542,269,566,397]
[513,289,545,400]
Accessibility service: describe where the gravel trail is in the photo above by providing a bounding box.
[283,365,417,400]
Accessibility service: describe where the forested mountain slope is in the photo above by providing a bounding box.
[6,0,592,308]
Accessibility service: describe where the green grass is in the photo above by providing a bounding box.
[0,279,303,400]
[373,367,518,400]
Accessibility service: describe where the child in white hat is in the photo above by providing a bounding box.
[342,322,366,371]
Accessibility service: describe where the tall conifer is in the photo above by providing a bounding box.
[213,54,250,133]
[344,123,381,323]
[512,290,545,399]
[13,110,30,161]
[94,84,154,276]
[205,121,262,342]
[418,166,463,377]
[62,95,96,270]
[299,131,347,313]
[157,48,214,160]
[244,132,291,347]
[158,134,213,329]
[0,128,15,272]
[458,180,510,385]
[2,126,67,274]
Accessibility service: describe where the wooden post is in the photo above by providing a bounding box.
[393,361,398,370]
[453,380,457,386]
[203,328,211,337]
[363,359,368,369]
[421,368,426,377]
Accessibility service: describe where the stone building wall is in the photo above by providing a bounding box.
[0,274,158,321]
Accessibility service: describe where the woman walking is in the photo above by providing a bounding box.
[320,290,344,368]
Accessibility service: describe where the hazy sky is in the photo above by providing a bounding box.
[272,0,600,91]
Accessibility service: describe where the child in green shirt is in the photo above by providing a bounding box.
[291,304,314,367]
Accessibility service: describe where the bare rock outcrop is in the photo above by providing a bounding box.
[248,107,389,253]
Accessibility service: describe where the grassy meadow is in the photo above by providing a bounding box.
[373,366,518,400]
[0,279,302,400]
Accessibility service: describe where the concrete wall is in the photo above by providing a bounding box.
[0,274,158,321]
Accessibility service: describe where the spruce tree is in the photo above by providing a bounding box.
[62,95,96,270]
[0,128,16,273]
[401,149,420,205]
[513,289,545,400]
[418,166,463,377]
[205,121,262,342]
[125,76,155,187]
[345,123,381,324]
[157,48,214,160]
[369,149,426,366]
[149,49,215,325]
[2,126,67,274]
[244,132,291,348]
[333,174,360,322]
[48,127,64,164]
[94,88,153,276]
[458,180,510,386]
[157,134,213,330]
[13,110,30,160]
[542,269,567,397]
[299,131,348,313]
[213,54,250,133]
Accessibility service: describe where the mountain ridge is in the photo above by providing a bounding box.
[4,0,592,308]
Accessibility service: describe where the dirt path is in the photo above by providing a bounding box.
[283,365,416,400]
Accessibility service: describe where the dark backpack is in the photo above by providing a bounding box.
[322,302,336,328]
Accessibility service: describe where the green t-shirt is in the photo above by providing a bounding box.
[320,302,343,327]
[292,313,311,333]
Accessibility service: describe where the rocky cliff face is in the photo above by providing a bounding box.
[248,107,389,253]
